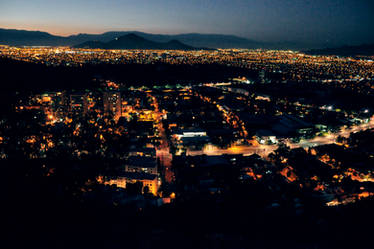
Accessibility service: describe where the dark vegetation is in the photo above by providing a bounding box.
[1,155,373,249]
[0,57,256,91]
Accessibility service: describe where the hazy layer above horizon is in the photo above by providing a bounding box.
[0,0,373,46]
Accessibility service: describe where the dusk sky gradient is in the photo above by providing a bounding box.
[1,0,373,45]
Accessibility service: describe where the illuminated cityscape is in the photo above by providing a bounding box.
[1,1,374,248]
[1,46,374,247]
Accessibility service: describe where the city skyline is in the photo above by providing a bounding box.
[1,1,374,248]
[1,0,374,45]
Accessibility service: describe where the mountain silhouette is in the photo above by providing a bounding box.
[74,33,203,50]
[0,28,68,46]
[0,28,262,48]
[0,28,338,50]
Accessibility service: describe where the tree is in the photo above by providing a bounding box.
[126,182,143,195]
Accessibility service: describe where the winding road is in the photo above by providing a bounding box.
[186,116,374,157]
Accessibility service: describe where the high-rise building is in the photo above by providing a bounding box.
[258,70,266,84]
[70,93,87,116]
[103,91,122,121]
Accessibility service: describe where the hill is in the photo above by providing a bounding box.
[0,28,69,46]
[0,28,336,50]
[74,33,201,50]
[0,28,262,48]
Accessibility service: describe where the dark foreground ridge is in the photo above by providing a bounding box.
[1,157,373,249]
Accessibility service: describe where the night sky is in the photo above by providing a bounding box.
[1,0,373,45]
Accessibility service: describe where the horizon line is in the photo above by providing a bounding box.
[0,26,246,39]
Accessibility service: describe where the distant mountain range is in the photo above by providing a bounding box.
[0,28,261,49]
[74,33,204,50]
[2,28,370,51]
[306,44,374,57]
[0,28,322,50]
